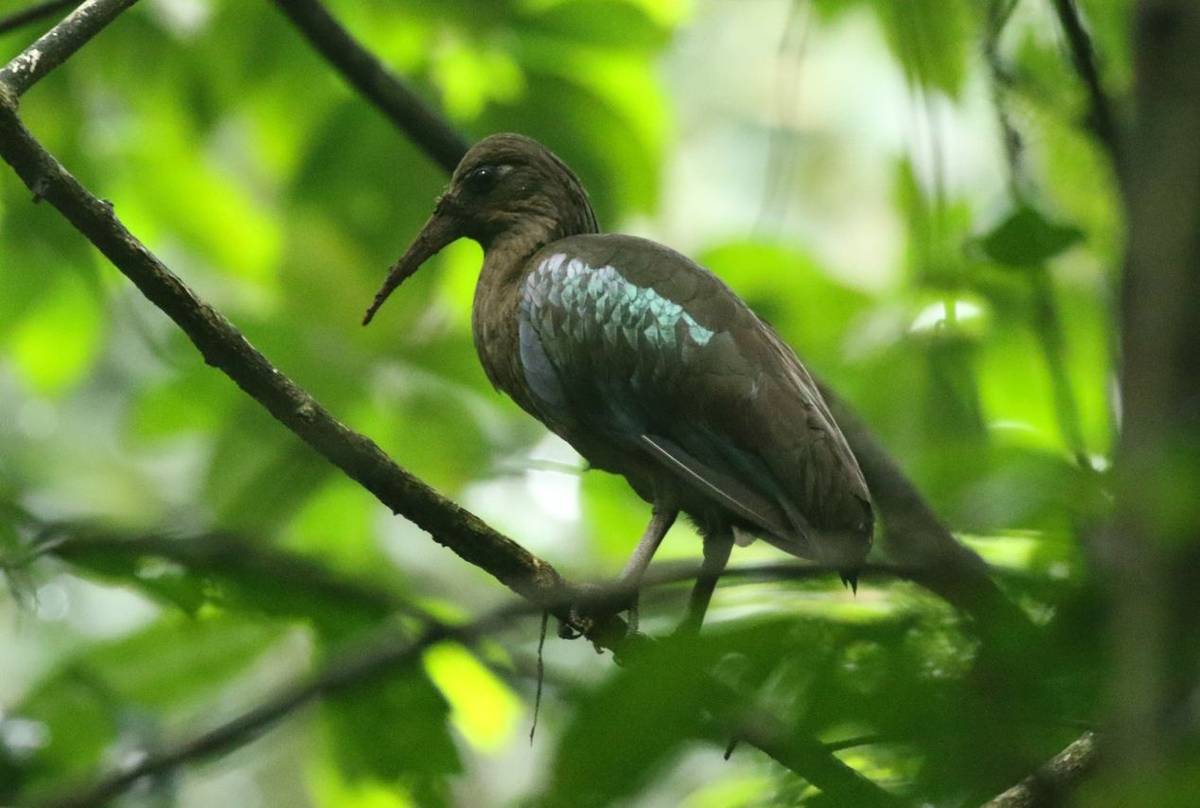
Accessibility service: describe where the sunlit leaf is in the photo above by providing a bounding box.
[8,273,103,396]
[423,642,522,751]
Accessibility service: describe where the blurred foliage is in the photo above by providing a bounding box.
[0,0,1132,805]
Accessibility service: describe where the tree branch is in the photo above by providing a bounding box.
[27,525,423,623]
[270,0,470,173]
[1049,0,1123,167]
[0,97,569,615]
[0,0,75,36]
[981,732,1098,808]
[0,0,138,97]
[1102,0,1200,779]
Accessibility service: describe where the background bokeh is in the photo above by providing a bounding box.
[0,0,1127,805]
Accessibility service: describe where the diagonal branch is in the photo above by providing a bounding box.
[818,386,1036,646]
[0,0,138,97]
[270,0,469,173]
[981,732,1098,807]
[0,103,572,613]
[0,0,76,36]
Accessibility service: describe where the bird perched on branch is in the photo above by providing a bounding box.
[364,134,872,634]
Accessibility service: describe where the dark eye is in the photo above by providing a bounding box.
[463,165,502,195]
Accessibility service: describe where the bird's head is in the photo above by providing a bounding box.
[363,133,597,325]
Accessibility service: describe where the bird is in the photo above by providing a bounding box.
[364,133,873,635]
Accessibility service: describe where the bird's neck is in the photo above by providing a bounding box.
[480,205,598,286]
[470,207,595,403]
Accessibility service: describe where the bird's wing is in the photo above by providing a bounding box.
[517,233,871,558]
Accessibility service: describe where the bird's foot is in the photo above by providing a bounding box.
[556,582,636,647]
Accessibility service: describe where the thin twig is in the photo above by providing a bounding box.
[0,0,75,36]
[269,0,470,173]
[986,0,1026,197]
[0,0,138,97]
[1049,0,1122,167]
[29,620,465,808]
[28,525,424,623]
[987,1,1090,467]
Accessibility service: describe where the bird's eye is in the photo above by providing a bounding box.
[463,165,504,195]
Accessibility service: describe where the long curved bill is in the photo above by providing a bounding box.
[362,211,461,326]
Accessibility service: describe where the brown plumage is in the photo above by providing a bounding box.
[366,133,873,632]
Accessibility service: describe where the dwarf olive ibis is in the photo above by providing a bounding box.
[364,134,873,634]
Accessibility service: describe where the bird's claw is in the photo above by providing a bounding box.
[556,615,590,640]
[557,582,636,645]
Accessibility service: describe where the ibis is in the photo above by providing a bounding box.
[364,134,873,635]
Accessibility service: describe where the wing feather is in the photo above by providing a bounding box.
[516,233,872,560]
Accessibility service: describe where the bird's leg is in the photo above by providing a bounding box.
[679,526,734,635]
[617,504,677,633]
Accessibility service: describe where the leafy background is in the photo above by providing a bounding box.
[0,0,1128,805]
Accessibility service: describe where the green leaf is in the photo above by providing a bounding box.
[53,531,400,635]
[978,205,1085,268]
[539,636,713,808]
[540,621,796,808]
[820,0,975,97]
[8,273,103,396]
[10,614,280,800]
[323,664,460,805]
[422,642,521,751]
[56,541,208,615]
[521,0,674,51]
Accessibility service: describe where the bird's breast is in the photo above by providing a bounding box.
[471,255,543,418]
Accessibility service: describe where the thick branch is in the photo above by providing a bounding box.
[1102,0,1200,777]
[0,0,75,36]
[982,732,1098,808]
[0,101,568,612]
[270,0,469,173]
[0,0,138,97]
[732,716,904,807]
